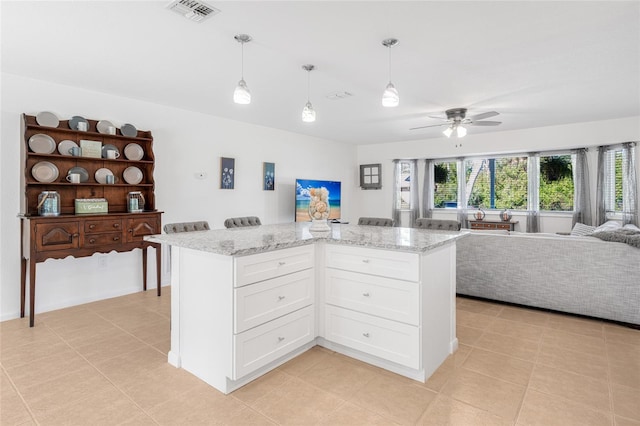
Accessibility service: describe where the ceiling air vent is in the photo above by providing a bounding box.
[167,0,220,23]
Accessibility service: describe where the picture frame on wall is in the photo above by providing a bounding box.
[360,163,382,189]
[263,162,275,191]
[221,157,235,189]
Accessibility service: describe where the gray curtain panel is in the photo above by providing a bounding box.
[595,145,607,226]
[527,153,540,233]
[456,158,468,228]
[408,159,419,227]
[572,148,593,226]
[422,159,434,219]
[622,142,638,226]
[392,159,402,226]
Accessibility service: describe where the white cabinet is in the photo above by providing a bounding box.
[325,244,419,282]
[235,244,315,287]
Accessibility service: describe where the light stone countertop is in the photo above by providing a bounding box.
[145,222,468,257]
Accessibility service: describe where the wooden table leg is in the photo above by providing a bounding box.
[142,247,148,291]
[155,244,161,297]
[29,259,36,327]
[20,257,26,318]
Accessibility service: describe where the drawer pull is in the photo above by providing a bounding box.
[278,261,286,266]
[362,292,370,297]
[113,223,120,228]
[113,236,120,241]
[362,259,370,264]
[362,332,370,338]
[277,336,285,342]
[277,295,286,301]
[89,238,96,244]
[89,224,96,229]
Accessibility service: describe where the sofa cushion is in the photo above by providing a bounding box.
[593,220,622,234]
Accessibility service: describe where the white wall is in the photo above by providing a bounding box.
[355,117,640,232]
[1,73,356,321]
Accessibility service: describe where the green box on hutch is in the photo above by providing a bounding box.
[75,198,108,214]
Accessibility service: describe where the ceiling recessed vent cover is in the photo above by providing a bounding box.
[326,91,354,100]
[167,0,220,23]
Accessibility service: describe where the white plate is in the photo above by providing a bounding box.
[120,123,137,137]
[31,161,59,183]
[36,111,59,128]
[124,143,144,161]
[58,140,78,156]
[28,134,56,154]
[69,115,89,131]
[96,120,115,134]
[101,144,120,158]
[68,166,89,182]
[123,166,143,184]
[95,168,114,184]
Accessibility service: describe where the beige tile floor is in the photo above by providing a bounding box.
[1,290,639,425]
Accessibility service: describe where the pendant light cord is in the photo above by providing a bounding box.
[307,70,311,103]
[241,42,245,80]
[388,46,392,82]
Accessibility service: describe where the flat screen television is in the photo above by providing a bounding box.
[295,178,341,222]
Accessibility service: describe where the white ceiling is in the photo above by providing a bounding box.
[2,1,639,145]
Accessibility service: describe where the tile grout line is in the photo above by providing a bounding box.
[0,363,41,426]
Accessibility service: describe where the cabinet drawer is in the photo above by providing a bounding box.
[235,245,315,287]
[325,245,419,282]
[235,269,314,333]
[324,305,419,369]
[325,269,419,325]
[84,219,122,233]
[35,222,79,252]
[82,232,122,248]
[233,305,315,379]
[127,215,160,242]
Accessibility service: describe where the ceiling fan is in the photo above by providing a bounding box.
[410,108,501,138]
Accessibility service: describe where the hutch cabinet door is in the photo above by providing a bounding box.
[127,215,161,242]
[35,221,79,252]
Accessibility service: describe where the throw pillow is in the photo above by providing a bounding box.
[623,223,640,232]
[593,220,622,233]
[570,222,596,236]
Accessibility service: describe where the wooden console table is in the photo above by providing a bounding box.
[469,219,518,231]
[20,212,162,327]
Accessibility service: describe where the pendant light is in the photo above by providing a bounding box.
[302,64,316,122]
[381,38,399,107]
[233,34,252,105]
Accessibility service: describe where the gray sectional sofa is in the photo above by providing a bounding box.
[456,232,640,325]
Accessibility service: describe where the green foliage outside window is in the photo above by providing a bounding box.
[434,162,458,208]
[540,155,574,211]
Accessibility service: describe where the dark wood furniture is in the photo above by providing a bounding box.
[20,114,162,327]
[469,219,518,231]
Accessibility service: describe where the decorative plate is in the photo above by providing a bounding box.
[28,134,56,154]
[101,144,120,158]
[95,168,114,184]
[67,166,89,182]
[57,140,78,156]
[69,115,89,131]
[123,166,143,184]
[124,143,143,161]
[35,111,60,128]
[120,123,137,137]
[31,161,59,183]
[96,120,116,134]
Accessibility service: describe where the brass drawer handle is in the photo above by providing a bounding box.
[89,224,96,229]
[113,223,120,228]
[113,236,120,241]
[89,238,96,244]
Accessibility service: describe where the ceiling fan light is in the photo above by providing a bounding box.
[233,79,251,104]
[456,125,467,138]
[443,126,454,138]
[302,101,316,123]
[382,82,399,107]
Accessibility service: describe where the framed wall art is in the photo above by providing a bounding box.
[359,163,382,189]
[263,162,275,191]
[220,157,235,189]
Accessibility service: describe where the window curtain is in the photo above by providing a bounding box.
[621,142,638,226]
[572,148,592,226]
[456,158,468,228]
[408,159,420,227]
[392,159,402,226]
[595,145,607,225]
[422,159,434,219]
[527,153,540,233]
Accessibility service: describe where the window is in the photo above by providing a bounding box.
[465,156,528,210]
[399,161,412,209]
[433,161,458,208]
[539,154,574,211]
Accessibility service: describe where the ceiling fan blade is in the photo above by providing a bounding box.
[470,121,502,126]
[427,115,449,121]
[469,111,499,121]
[409,123,449,130]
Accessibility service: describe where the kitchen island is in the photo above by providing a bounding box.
[146,222,466,394]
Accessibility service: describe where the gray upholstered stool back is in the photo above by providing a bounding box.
[414,218,461,231]
[224,216,262,228]
[357,217,394,227]
[164,221,210,234]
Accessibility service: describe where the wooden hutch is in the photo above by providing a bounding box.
[20,113,162,327]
